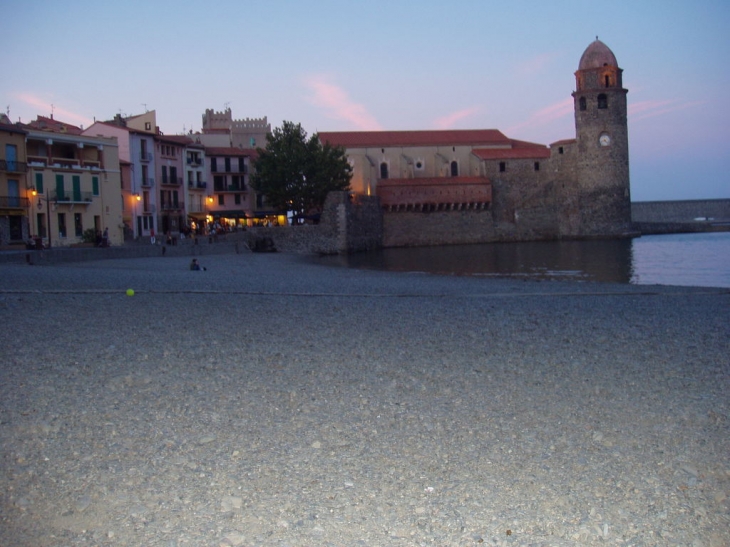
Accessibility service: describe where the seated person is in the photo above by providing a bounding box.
[190,258,206,271]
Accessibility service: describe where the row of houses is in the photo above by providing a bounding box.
[0,108,281,248]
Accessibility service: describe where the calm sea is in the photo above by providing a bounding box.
[317,232,730,288]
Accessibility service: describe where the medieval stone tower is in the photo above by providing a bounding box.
[565,38,632,236]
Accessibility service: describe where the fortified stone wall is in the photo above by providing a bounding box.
[632,199,730,223]
[245,192,382,254]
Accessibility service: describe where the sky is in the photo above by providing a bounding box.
[3,0,729,201]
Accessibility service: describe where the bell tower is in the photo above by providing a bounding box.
[570,38,632,236]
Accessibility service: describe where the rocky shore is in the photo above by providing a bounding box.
[1,253,728,546]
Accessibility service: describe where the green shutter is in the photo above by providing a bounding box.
[72,176,81,202]
[35,172,44,194]
[56,174,65,201]
[92,176,99,196]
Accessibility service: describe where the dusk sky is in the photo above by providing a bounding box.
[3,0,728,201]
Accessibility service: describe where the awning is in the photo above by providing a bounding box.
[211,209,247,218]
[187,212,208,220]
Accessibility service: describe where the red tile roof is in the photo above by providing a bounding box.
[24,115,83,135]
[378,176,491,187]
[318,129,510,148]
[471,144,550,160]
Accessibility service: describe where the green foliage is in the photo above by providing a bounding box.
[81,228,97,243]
[250,121,352,218]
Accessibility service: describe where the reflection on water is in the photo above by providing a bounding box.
[318,232,730,288]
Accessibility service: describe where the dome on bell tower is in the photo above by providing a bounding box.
[578,38,618,70]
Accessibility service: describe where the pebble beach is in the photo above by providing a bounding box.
[1,252,728,547]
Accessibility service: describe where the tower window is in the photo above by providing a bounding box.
[604,75,611,87]
[558,147,564,154]
[499,162,506,173]
[598,94,608,109]
[380,162,389,179]
[450,161,459,177]
[579,97,587,111]
[534,162,540,171]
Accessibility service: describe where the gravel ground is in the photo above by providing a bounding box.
[1,253,728,547]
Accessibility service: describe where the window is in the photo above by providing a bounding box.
[141,140,148,160]
[218,194,225,205]
[170,166,177,185]
[161,166,168,184]
[380,162,388,179]
[604,74,611,87]
[450,161,459,177]
[58,213,66,238]
[597,94,608,109]
[173,191,179,207]
[234,193,241,205]
[558,147,564,154]
[74,213,83,237]
[37,213,47,238]
[579,97,587,111]
[224,157,231,172]
[499,162,506,173]
[92,176,99,196]
[56,174,65,201]
[210,158,218,172]
[145,122,151,131]
[534,162,540,171]
[214,175,225,191]
[238,157,245,172]
[35,172,44,193]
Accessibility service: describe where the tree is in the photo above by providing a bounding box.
[250,121,352,221]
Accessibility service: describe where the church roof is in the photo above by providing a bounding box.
[318,129,510,148]
[472,147,550,160]
[578,39,618,70]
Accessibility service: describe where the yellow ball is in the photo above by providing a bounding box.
[126,289,135,296]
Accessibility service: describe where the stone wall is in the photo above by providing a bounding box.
[244,192,382,254]
[632,199,730,223]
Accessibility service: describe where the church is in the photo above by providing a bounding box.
[319,39,633,247]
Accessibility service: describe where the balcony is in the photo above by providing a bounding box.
[0,160,28,173]
[50,190,93,203]
[160,202,184,211]
[0,196,30,208]
[186,157,202,166]
[141,177,155,187]
[160,177,182,186]
[188,181,207,190]
[140,151,152,162]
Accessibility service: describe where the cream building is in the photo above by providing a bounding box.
[24,120,123,247]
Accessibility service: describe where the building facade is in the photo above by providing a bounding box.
[0,119,29,246]
[24,125,122,247]
[319,39,632,247]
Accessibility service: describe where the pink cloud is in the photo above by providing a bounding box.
[304,76,382,131]
[432,106,482,129]
[513,52,560,77]
[505,97,574,135]
[629,99,704,122]
[17,93,94,127]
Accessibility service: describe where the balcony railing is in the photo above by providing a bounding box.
[160,202,184,211]
[160,177,182,186]
[141,177,154,187]
[188,181,207,189]
[50,190,93,203]
[186,157,202,166]
[140,151,152,162]
[0,160,28,173]
[0,196,30,208]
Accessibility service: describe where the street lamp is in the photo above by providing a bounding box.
[133,193,141,239]
[29,185,52,248]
